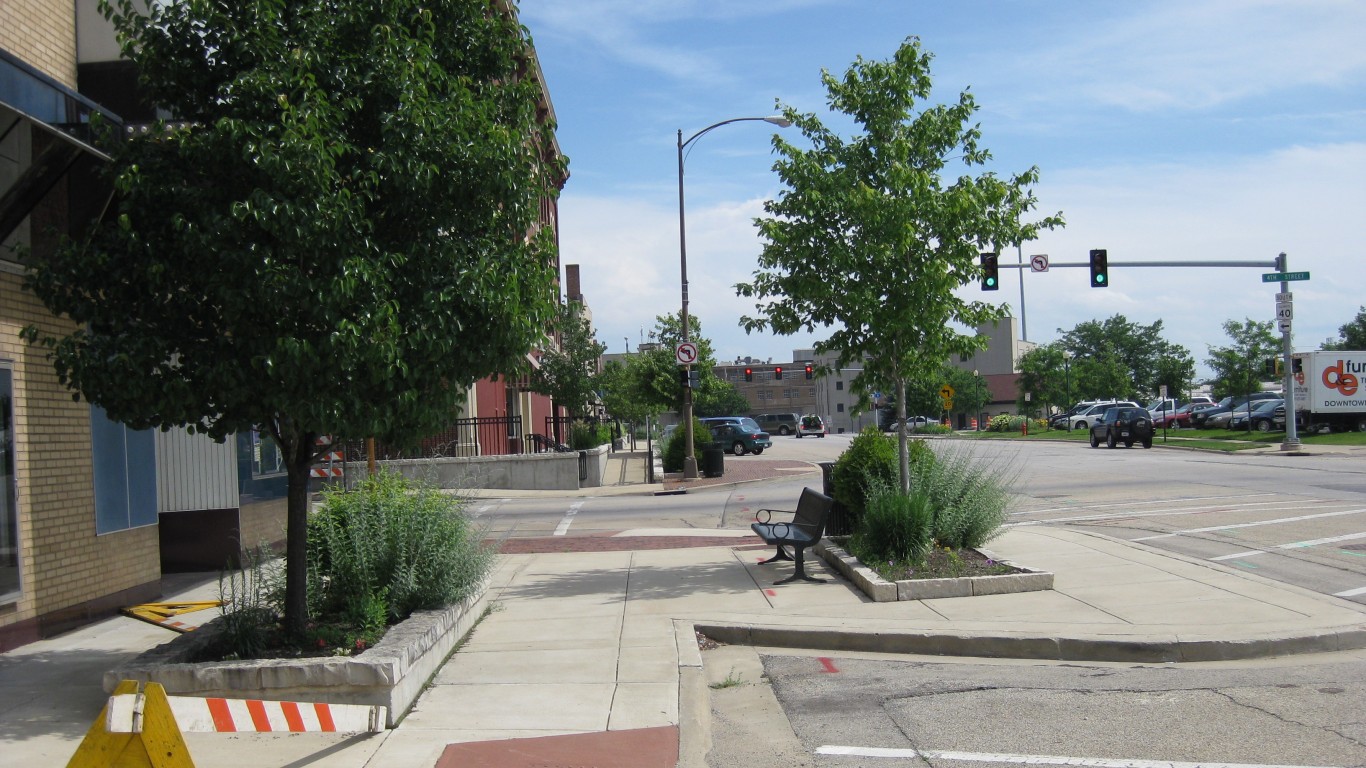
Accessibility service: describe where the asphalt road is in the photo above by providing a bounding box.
[478,434,1366,601]
[756,651,1366,768]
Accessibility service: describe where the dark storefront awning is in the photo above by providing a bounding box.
[0,47,123,245]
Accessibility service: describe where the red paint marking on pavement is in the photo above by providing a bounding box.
[208,698,235,732]
[765,589,776,597]
[818,657,839,673]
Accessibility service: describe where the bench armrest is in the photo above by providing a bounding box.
[754,507,792,524]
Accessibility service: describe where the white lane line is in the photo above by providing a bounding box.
[1013,499,1337,529]
[1333,585,1366,597]
[1012,493,1277,516]
[1130,507,1366,540]
[553,501,584,536]
[1211,550,1268,561]
[1280,530,1366,549]
[815,745,1341,768]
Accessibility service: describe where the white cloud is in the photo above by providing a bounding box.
[564,141,1366,373]
[986,0,1366,114]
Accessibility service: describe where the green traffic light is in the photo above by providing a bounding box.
[1096,275,1105,284]
[985,277,996,287]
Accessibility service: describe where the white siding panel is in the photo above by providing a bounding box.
[156,430,239,512]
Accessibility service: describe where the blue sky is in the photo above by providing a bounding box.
[518,0,1366,377]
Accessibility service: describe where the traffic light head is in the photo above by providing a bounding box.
[804,364,813,379]
[1089,249,1109,287]
[744,367,753,382]
[774,366,783,380]
[980,252,999,291]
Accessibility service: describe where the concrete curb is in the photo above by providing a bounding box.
[691,621,1366,664]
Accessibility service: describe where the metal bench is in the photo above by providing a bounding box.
[750,487,835,585]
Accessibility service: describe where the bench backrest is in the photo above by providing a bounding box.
[791,487,835,540]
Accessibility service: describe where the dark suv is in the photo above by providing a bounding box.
[1089,406,1154,449]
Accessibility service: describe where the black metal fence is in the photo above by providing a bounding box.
[341,415,524,461]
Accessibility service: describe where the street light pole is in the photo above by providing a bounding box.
[676,115,791,478]
[1063,351,1073,430]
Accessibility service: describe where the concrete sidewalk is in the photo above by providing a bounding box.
[7,524,1366,767]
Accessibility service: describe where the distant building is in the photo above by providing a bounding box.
[713,351,817,418]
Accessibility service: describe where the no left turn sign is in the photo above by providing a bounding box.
[675,342,699,365]
[1030,254,1049,272]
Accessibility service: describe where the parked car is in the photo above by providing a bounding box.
[1151,402,1207,429]
[707,421,771,455]
[1051,401,1098,429]
[1069,401,1141,431]
[1191,393,1281,428]
[795,414,827,438]
[1089,406,1154,449]
[1230,400,1285,431]
[1252,403,1288,433]
[700,415,762,432]
[755,412,801,436]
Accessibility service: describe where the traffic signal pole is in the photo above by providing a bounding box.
[994,252,1303,452]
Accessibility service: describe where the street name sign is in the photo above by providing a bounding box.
[1262,271,1310,283]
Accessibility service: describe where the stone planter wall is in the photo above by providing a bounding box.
[104,584,488,728]
[815,541,1053,602]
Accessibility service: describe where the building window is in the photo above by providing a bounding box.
[758,390,773,401]
[837,403,845,412]
[251,430,286,478]
[90,406,158,535]
[835,381,844,391]
[0,364,18,601]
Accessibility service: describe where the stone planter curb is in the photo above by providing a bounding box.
[814,540,1053,602]
[103,582,489,728]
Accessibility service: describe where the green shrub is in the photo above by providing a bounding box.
[662,418,711,472]
[831,427,897,521]
[215,546,280,660]
[570,421,611,449]
[847,482,934,566]
[911,442,1016,549]
[913,423,953,435]
[307,471,494,624]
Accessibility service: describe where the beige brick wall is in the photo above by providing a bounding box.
[1,272,161,633]
[238,497,288,555]
[0,1,78,88]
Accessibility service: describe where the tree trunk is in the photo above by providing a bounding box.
[896,376,910,495]
[280,426,318,638]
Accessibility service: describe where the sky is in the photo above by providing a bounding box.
[517,0,1366,378]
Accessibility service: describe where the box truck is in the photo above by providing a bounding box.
[1291,351,1366,433]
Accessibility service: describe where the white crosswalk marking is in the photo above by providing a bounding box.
[815,745,1342,768]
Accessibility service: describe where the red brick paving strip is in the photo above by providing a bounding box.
[662,457,817,490]
[436,725,678,768]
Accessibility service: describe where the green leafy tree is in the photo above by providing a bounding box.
[1206,319,1280,399]
[1015,344,1071,417]
[598,359,664,427]
[737,38,1062,491]
[695,380,750,418]
[529,302,607,420]
[1151,345,1197,402]
[1323,306,1366,350]
[22,0,564,636]
[1058,315,1180,400]
[1070,343,1134,401]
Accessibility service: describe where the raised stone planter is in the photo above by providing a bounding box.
[103,584,488,728]
[814,540,1052,602]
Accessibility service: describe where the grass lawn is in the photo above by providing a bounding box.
[952,425,1366,451]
